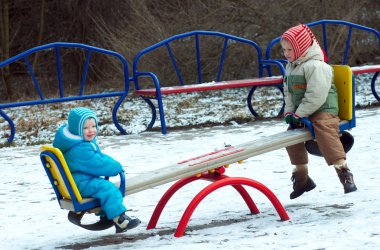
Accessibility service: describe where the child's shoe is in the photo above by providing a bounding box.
[335,165,357,193]
[113,213,141,233]
[290,166,316,199]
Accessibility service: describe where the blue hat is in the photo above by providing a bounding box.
[68,107,98,138]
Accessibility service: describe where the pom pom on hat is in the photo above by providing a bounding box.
[282,24,315,60]
[68,107,98,138]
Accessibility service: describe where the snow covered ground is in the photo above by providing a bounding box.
[0,74,379,249]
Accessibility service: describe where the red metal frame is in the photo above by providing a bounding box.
[135,77,283,96]
[351,65,380,75]
[147,172,289,237]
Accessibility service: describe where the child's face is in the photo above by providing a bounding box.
[83,118,97,141]
[281,39,295,62]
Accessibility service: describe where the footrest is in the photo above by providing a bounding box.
[67,211,114,231]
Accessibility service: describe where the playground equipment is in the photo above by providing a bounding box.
[132,30,285,134]
[40,65,355,237]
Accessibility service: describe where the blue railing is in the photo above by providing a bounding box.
[132,30,284,133]
[133,30,265,88]
[0,42,132,143]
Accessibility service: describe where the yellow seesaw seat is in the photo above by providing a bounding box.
[40,146,83,203]
[334,65,353,122]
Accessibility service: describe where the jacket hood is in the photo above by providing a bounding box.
[53,125,97,153]
[67,107,98,139]
[290,41,324,66]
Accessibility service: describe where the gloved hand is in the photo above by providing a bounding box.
[284,112,301,124]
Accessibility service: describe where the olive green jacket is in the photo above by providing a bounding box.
[284,42,339,118]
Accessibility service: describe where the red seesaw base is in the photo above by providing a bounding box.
[146,173,289,237]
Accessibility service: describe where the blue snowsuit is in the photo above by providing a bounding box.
[53,119,126,220]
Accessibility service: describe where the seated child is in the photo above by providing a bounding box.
[280,24,357,199]
[53,107,140,233]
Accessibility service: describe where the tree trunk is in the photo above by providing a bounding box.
[32,0,45,70]
[1,0,11,99]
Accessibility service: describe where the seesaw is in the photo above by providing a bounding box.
[40,65,355,237]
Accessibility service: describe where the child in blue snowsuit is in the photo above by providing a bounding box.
[53,107,140,233]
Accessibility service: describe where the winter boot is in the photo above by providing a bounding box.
[334,162,357,194]
[113,213,141,233]
[290,165,316,199]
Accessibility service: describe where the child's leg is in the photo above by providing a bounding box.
[285,126,308,165]
[311,112,357,193]
[310,112,345,165]
[79,178,141,233]
[79,178,126,220]
[285,127,315,199]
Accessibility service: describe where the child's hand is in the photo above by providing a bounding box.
[284,112,301,124]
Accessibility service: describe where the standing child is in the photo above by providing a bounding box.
[53,107,140,233]
[280,24,357,199]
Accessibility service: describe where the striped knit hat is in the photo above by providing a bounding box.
[68,107,98,138]
[282,24,318,60]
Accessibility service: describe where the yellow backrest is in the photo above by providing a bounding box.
[41,145,82,202]
[333,65,353,121]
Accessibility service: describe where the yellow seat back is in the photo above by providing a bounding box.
[41,145,82,202]
[333,65,353,121]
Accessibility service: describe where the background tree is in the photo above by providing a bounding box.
[1,0,11,99]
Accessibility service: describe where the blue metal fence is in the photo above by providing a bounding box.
[132,30,284,133]
[0,42,132,143]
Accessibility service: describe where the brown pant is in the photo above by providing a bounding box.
[286,112,346,166]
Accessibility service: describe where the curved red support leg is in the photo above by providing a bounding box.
[203,174,259,214]
[147,174,259,230]
[174,177,289,237]
[147,175,200,229]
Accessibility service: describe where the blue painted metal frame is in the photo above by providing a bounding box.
[40,150,126,212]
[265,19,380,102]
[0,42,132,143]
[132,30,283,134]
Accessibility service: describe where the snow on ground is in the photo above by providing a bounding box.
[0,74,379,249]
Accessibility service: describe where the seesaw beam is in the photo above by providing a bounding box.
[123,128,313,196]
[119,127,314,237]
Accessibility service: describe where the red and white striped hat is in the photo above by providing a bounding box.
[282,24,316,60]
